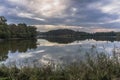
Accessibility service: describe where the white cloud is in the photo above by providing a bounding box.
[0,6,5,14]
[35,25,120,32]
[88,0,120,15]
[1,0,120,32]
[17,12,45,21]
[7,0,70,18]
[100,1,120,15]
[71,7,77,16]
[92,28,118,32]
[17,12,33,18]
[87,0,120,25]
[35,25,83,32]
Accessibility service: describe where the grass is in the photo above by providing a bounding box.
[0,52,120,80]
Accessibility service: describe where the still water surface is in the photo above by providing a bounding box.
[0,38,120,67]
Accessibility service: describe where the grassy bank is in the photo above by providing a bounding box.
[0,53,120,80]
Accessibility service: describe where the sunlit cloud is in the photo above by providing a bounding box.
[35,25,83,32]
[88,0,120,23]
[7,0,69,18]
[99,1,120,15]
[1,0,120,32]
[17,12,45,21]
[93,28,116,32]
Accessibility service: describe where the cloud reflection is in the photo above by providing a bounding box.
[2,39,120,67]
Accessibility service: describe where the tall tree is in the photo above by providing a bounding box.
[0,16,37,39]
[0,16,7,24]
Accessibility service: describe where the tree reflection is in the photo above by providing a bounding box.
[41,36,119,44]
[0,39,37,61]
[42,37,75,44]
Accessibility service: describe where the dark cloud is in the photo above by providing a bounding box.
[0,0,120,32]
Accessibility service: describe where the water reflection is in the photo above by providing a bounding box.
[40,36,120,44]
[1,38,120,67]
[0,40,37,61]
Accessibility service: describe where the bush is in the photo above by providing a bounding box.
[0,52,120,80]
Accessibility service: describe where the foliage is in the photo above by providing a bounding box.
[0,53,120,80]
[0,16,7,25]
[0,17,37,39]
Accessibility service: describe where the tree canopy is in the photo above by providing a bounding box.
[0,16,37,39]
[0,16,7,24]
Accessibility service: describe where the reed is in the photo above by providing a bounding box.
[0,52,120,80]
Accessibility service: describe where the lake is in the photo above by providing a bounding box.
[0,38,120,67]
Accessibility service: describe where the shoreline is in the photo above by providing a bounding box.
[0,37,37,40]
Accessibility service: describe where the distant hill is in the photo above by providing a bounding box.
[38,29,92,38]
[37,29,120,43]
[38,29,118,37]
[42,29,75,37]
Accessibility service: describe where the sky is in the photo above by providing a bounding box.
[0,0,120,32]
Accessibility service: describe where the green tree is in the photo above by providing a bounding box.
[0,16,7,24]
[0,16,37,39]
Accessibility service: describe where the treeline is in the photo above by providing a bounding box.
[0,16,37,39]
[39,29,91,37]
[38,29,119,38]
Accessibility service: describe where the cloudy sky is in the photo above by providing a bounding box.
[0,0,120,32]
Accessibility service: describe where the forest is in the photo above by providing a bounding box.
[0,16,37,39]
